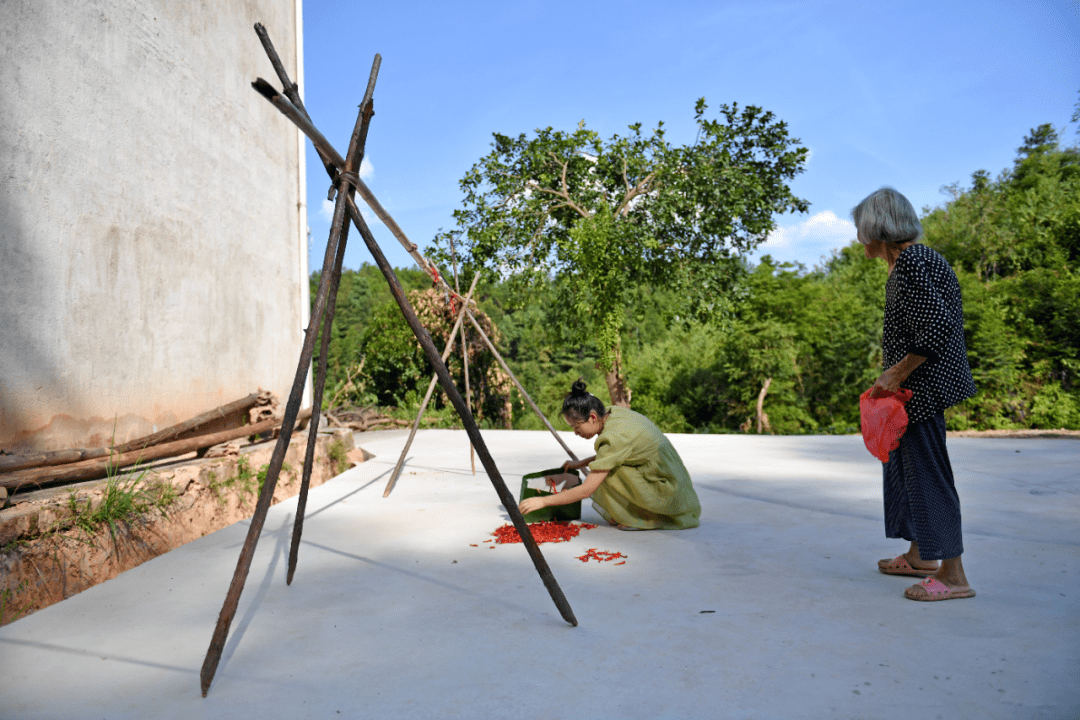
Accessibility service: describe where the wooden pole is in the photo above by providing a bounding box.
[249,79,458,301]
[205,33,576,701]
[346,194,577,629]
[382,273,481,497]
[463,308,578,462]
[199,92,360,697]
[449,238,476,474]
[289,56,381,585]
[462,320,475,473]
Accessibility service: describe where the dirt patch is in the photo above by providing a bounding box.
[0,429,368,626]
[946,428,1080,439]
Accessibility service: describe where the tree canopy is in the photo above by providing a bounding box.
[432,99,809,405]
[314,102,1079,436]
[919,119,1080,429]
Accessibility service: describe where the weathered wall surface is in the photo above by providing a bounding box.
[0,1,308,451]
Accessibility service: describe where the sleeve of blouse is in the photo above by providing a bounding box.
[589,431,636,472]
[896,254,953,362]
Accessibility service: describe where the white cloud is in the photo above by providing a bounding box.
[752,210,857,267]
[358,156,374,181]
[318,157,376,222]
[763,210,854,249]
[320,197,335,222]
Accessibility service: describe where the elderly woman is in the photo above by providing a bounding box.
[854,187,977,601]
[518,380,701,530]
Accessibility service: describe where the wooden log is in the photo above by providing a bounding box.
[0,408,311,492]
[114,392,264,453]
[462,321,475,475]
[0,392,262,474]
[0,449,94,474]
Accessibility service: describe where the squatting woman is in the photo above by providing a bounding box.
[518,380,701,530]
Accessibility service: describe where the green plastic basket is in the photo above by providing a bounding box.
[519,467,582,522]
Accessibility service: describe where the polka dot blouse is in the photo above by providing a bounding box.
[882,244,977,423]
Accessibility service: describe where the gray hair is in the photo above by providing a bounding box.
[851,187,923,245]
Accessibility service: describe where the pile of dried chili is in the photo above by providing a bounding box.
[491,521,598,545]
[575,548,626,564]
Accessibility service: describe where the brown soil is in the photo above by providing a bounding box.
[0,429,368,626]
[946,428,1080,439]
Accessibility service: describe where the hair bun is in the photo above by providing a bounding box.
[570,379,588,396]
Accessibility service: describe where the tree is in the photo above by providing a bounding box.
[921,120,1080,429]
[434,99,809,406]
[357,286,515,426]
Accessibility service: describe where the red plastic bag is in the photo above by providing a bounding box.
[859,388,913,462]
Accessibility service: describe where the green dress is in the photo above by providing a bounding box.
[588,406,701,530]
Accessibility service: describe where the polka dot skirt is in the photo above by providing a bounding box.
[882,244,977,423]
[882,413,964,560]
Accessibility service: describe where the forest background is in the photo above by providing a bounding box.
[312,119,1080,436]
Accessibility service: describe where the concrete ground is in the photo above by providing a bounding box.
[1,429,1077,720]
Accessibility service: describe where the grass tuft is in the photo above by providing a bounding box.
[208,455,293,507]
[328,440,350,476]
[0,581,31,624]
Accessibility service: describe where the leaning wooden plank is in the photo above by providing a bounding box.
[464,308,579,462]
[0,409,311,492]
[382,272,481,497]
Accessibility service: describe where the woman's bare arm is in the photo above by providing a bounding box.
[562,455,596,472]
[519,469,608,515]
[871,353,926,396]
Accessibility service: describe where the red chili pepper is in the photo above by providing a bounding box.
[470,544,478,547]
[574,548,626,563]
[490,520,598,545]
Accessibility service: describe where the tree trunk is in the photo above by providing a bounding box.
[756,377,772,434]
[603,340,632,409]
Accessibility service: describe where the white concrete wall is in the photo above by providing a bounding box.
[0,0,308,451]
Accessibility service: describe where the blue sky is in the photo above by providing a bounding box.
[291,0,1080,275]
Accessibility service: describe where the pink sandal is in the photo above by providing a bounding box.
[905,576,976,601]
[878,555,937,577]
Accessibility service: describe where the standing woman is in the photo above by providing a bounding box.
[518,380,701,530]
[854,187,977,601]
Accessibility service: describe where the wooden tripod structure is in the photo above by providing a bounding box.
[381,253,583,498]
[199,24,577,697]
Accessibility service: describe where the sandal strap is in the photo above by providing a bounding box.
[919,577,950,596]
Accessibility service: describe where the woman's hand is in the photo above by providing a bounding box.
[519,495,549,515]
[870,367,903,398]
[545,473,576,491]
[561,456,594,472]
[870,354,927,398]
